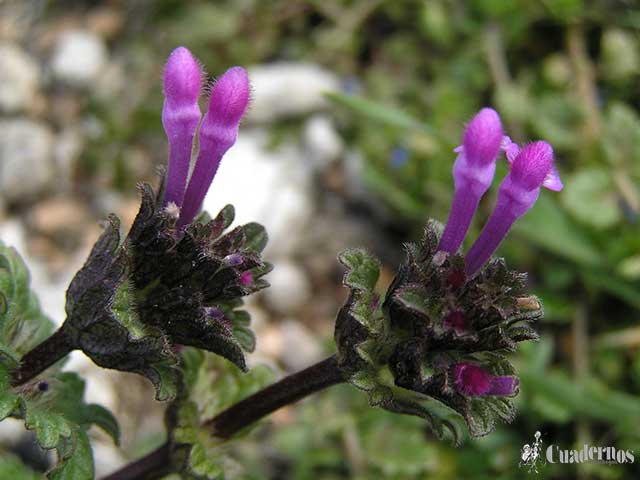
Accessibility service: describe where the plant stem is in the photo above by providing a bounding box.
[207,354,345,438]
[101,443,172,480]
[10,327,75,387]
[101,355,345,480]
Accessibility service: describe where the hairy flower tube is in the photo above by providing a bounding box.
[437,108,503,254]
[453,363,519,396]
[162,47,203,207]
[464,141,558,276]
[179,66,250,228]
[161,46,250,229]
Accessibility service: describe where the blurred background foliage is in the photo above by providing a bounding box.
[3,0,640,478]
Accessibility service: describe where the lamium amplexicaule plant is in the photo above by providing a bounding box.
[0,47,562,479]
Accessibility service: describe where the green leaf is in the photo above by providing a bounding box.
[519,367,640,431]
[464,399,495,438]
[0,241,54,358]
[582,270,640,310]
[150,363,181,402]
[617,254,640,280]
[241,222,268,253]
[0,365,19,420]
[232,324,256,352]
[338,249,380,292]
[49,372,120,445]
[207,204,235,237]
[48,427,94,480]
[326,92,431,133]
[562,167,621,229]
[362,164,427,220]
[362,417,441,476]
[392,285,432,317]
[513,195,602,267]
[0,453,41,480]
[0,362,117,478]
[531,393,572,423]
[0,241,104,477]
[603,103,640,170]
[24,404,73,450]
[378,387,464,446]
[188,443,225,479]
[335,249,386,368]
[530,93,581,150]
[602,29,640,81]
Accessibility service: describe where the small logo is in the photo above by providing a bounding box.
[519,430,544,473]
[518,430,635,473]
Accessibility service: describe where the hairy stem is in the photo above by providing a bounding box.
[10,327,75,387]
[102,355,345,479]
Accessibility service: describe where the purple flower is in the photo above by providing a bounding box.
[224,253,244,266]
[453,363,518,396]
[162,47,203,208]
[160,47,250,229]
[204,306,225,321]
[438,108,503,254]
[464,141,559,276]
[502,136,563,191]
[240,271,253,286]
[179,66,250,228]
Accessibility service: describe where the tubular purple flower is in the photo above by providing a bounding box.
[179,66,250,228]
[162,47,203,208]
[438,108,503,254]
[502,136,563,191]
[240,271,253,286]
[453,363,518,396]
[465,141,558,276]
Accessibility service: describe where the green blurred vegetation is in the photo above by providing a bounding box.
[43,0,640,478]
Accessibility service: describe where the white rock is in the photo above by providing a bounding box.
[280,319,324,371]
[0,42,40,112]
[65,352,118,410]
[54,128,84,191]
[51,30,108,87]
[0,417,29,444]
[247,63,341,122]
[263,184,313,257]
[95,60,125,100]
[93,441,127,478]
[303,114,344,170]
[201,129,313,257]
[0,119,55,202]
[343,148,372,202]
[263,260,311,313]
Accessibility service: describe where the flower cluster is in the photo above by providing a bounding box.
[61,47,268,399]
[438,108,562,397]
[334,108,561,440]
